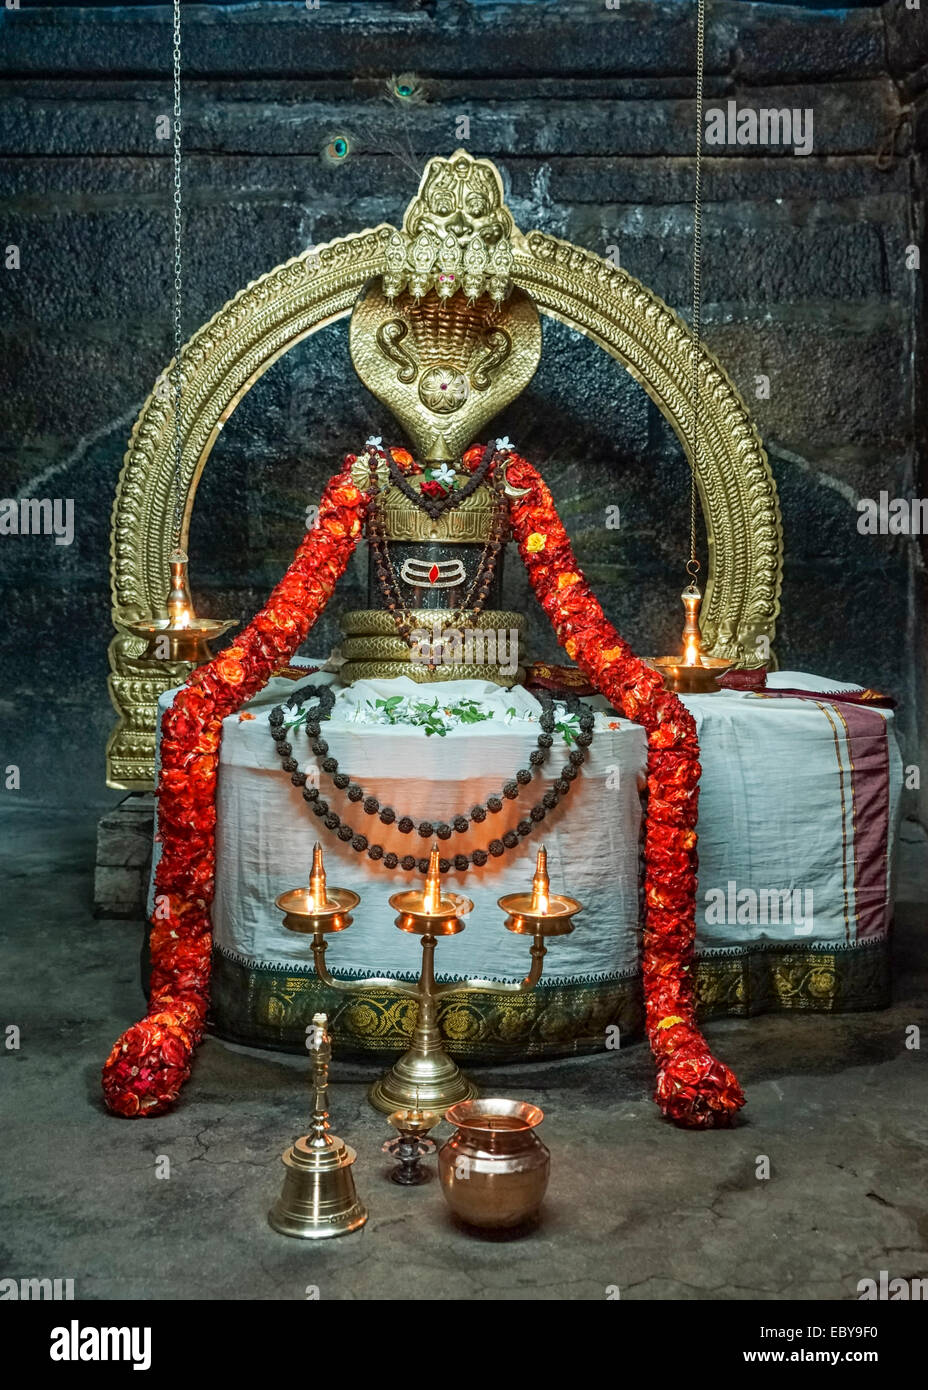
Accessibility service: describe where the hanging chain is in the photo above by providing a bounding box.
[688,0,705,580]
[170,0,184,554]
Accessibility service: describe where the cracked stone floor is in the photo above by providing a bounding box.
[1,803,927,1301]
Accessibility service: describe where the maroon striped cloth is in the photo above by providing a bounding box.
[752,687,897,710]
[719,665,896,709]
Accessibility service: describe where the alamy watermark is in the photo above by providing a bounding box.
[704,880,814,935]
[0,1276,74,1299]
[704,100,814,157]
[857,1271,928,1300]
[0,497,74,545]
[857,493,928,535]
[49,1320,151,1370]
[409,626,519,678]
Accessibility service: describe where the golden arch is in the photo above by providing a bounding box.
[106,163,782,790]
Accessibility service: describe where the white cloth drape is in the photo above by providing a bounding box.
[153,668,902,985]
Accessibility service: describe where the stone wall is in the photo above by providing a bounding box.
[1,0,925,813]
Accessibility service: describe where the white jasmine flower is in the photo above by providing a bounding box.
[495,436,513,451]
[431,463,456,488]
[365,435,383,450]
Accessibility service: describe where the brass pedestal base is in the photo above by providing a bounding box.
[369,1047,477,1116]
[268,1133,368,1240]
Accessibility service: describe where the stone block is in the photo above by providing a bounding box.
[883,5,928,82]
[5,150,909,219]
[0,322,168,448]
[96,794,156,868]
[567,199,908,311]
[775,558,915,755]
[0,2,886,84]
[733,6,885,83]
[92,865,145,918]
[704,310,912,456]
[510,154,911,209]
[93,794,155,919]
[0,80,896,159]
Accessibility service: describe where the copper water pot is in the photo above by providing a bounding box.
[438,1098,550,1228]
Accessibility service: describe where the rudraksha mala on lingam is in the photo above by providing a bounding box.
[268,679,596,872]
[101,441,745,1132]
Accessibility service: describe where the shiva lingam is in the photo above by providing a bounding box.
[124,549,237,664]
[268,1011,368,1239]
[382,1092,441,1185]
[646,578,732,695]
[276,843,581,1116]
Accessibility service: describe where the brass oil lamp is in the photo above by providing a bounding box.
[275,843,581,1116]
[276,842,360,937]
[647,578,732,695]
[382,1093,441,1186]
[375,846,477,1115]
[497,845,580,937]
[125,549,237,664]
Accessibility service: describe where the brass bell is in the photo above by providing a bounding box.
[268,1013,367,1239]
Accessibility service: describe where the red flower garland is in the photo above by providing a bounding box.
[101,462,370,1116]
[502,451,745,1128]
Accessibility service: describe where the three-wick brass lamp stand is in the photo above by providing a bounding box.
[276,842,581,1115]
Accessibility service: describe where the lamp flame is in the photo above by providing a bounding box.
[166,551,195,629]
[530,846,551,916]
[308,842,328,913]
[423,844,442,917]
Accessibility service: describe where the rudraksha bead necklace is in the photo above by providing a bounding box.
[385,437,496,522]
[268,682,596,873]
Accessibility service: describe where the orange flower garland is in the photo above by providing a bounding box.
[500,450,745,1129]
[101,462,370,1116]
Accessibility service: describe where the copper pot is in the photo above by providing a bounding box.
[438,1098,550,1229]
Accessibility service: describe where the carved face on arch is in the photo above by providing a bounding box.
[403,152,515,250]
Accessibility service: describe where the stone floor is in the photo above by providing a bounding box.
[1,802,927,1302]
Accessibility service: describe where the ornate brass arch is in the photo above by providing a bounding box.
[107,228,392,789]
[510,231,782,664]
[107,156,782,790]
